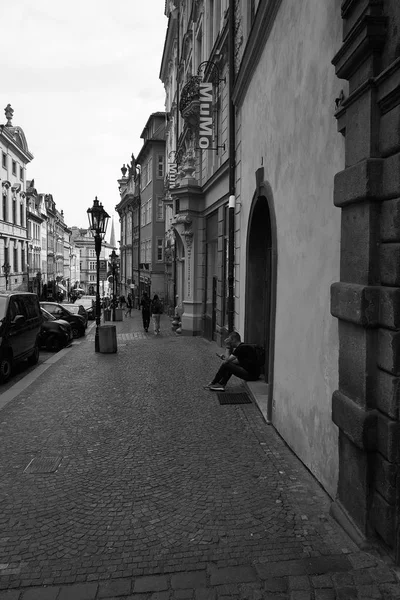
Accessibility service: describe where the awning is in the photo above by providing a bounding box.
[57,283,67,293]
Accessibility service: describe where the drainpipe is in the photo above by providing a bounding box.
[227,0,235,333]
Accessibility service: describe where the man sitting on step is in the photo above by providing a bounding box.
[204,331,260,392]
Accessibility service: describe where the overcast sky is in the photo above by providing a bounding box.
[0,0,167,243]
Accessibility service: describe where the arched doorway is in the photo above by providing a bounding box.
[245,171,277,422]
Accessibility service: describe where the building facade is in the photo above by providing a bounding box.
[0,104,33,292]
[116,113,166,304]
[71,227,112,297]
[160,0,400,563]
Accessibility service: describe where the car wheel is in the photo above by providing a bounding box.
[0,355,12,383]
[27,343,39,366]
[46,335,61,352]
[71,326,80,339]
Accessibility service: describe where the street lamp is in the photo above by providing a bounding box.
[2,262,11,291]
[110,250,118,322]
[87,196,110,352]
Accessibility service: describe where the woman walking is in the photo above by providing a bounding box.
[151,294,162,335]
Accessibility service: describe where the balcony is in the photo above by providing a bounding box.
[179,76,201,126]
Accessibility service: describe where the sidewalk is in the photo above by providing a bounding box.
[0,310,398,600]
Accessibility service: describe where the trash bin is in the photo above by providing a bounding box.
[104,308,111,321]
[114,308,123,321]
[98,325,117,353]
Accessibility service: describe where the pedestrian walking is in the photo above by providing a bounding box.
[140,291,151,332]
[125,293,133,317]
[204,331,260,391]
[151,294,162,335]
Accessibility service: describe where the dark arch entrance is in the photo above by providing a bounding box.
[245,169,277,422]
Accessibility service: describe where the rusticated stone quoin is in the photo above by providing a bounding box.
[331,0,400,563]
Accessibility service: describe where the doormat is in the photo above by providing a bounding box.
[218,392,252,405]
[24,456,62,474]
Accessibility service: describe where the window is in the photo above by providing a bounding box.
[156,238,164,262]
[13,247,18,272]
[12,160,16,175]
[140,241,146,263]
[20,204,24,227]
[2,153,6,169]
[147,199,152,224]
[89,249,95,258]
[19,166,23,181]
[21,249,25,272]
[157,155,165,178]
[12,199,16,224]
[156,196,164,221]
[2,195,7,221]
[89,261,96,270]
[146,240,151,263]
[148,157,153,183]
[89,274,95,282]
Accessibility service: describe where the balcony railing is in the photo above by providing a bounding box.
[179,76,202,123]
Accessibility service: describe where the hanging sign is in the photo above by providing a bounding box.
[199,82,213,149]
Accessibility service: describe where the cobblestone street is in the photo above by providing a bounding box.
[0,311,398,599]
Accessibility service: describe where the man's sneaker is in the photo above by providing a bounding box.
[208,384,225,392]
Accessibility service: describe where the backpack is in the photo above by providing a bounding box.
[249,344,265,368]
[152,299,162,314]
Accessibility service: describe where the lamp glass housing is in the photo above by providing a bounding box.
[87,197,110,240]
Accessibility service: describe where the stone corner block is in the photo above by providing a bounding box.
[334,159,383,207]
[58,583,98,600]
[330,282,379,326]
[332,389,377,450]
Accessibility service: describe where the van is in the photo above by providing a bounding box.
[0,292,43,383]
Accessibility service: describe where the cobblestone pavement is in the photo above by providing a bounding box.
[0,310,399,599]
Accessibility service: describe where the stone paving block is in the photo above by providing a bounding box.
[150,593,170,600]
[98,578,133,597]
[288,576,310,590]
[21,588,60,600]
[134,576,169,593]
[0,592,21,600]
[289,591,311,600]
[311,575,332,589]
[256,556,351,579]
[380,583,400,598]
[58,582,98,600]
[171,571,207,589]
[356,583,383,598]
[314,590,335,600]
[195,589,216,600]
[209,566,257,586]
[263,577,287,593]
[173,590,194,599]
[335,587,357,600]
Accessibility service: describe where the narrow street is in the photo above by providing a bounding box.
[0,311,398,599]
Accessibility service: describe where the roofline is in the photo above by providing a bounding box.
[0,126,34,162]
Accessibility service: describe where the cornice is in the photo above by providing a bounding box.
[232,0,283,108]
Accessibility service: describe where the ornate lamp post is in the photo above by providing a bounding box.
[87,197,110,352]
[2,262,11,291]
[110,250,118,322]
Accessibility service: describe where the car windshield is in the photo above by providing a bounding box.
[41,308,56,321]
[79,299,93,308]
[0,297,7,321]
[64,305,80,314]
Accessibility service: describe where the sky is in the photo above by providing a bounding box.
[0,0,167,243]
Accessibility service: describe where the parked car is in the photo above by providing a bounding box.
[0,292,42,383]
[40,302,86,339]
[39,308,73,351]
[77,296,96,320]
[63,303,88,328]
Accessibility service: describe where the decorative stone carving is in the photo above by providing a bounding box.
[4,104,13,127]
